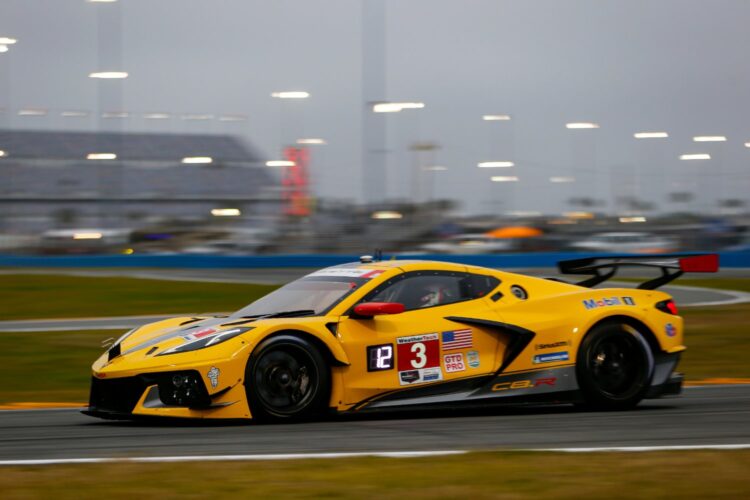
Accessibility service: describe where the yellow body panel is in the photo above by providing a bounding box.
[89,260,685,420]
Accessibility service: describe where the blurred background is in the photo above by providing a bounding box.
[1,0,749,257]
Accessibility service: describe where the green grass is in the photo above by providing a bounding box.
[680,304,750,379]
[1,450,749,498]
[0,330,117,403]
[0,274,277,320]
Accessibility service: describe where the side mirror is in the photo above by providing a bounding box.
[353,302,405,318]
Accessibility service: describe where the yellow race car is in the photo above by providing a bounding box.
[84,254,718,421]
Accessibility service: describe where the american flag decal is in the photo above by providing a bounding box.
[441,329,473,350]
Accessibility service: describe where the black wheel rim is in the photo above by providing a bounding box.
[253,344,317,415]
[587,333,645,398]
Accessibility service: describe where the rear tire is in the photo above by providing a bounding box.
[576,323,654,410]
[245,335,330,422]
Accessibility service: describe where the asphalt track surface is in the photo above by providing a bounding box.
[0,385,748,461]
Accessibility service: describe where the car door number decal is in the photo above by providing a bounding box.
[396,334,442,385]
[367,344,394,372]
[410,342,427,368]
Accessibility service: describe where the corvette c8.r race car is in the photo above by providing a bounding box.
[84,254,718,422]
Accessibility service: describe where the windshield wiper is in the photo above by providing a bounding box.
[241,309,317,320]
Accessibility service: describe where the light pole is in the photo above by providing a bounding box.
[271,91,310,150]
[0,36,17,231]
[693,136,727,214]
[678,153,711,213]
[482,113,515,214]
[362,0,386,205]
[371,101,425,201]
[89,0,126,229]
[270,91,311,220]
[409,141,439,203]
[632,131,668,214]
[296,138,327,208]
[566,122,600,214]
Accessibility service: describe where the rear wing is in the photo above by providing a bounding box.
[558,254,719,290]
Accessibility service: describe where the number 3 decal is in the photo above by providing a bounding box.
[397,334,439,373]
[410,342,427,368]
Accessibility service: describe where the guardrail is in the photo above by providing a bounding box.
[1,251,749,268]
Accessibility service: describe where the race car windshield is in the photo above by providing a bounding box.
[232,277,366,317]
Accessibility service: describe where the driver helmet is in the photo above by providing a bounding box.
[419,283,448,307]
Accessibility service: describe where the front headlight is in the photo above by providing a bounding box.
[107,327,139,361]
[113,328,137,347]
[157,327,253,356]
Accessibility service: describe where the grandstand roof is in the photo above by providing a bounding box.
[0,129,264,162]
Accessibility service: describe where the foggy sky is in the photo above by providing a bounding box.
[1,0,749,216]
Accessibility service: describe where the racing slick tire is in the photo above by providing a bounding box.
[245,334,331,422]
[576,323,654,411]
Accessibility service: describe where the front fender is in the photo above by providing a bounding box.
[254,319,350,366]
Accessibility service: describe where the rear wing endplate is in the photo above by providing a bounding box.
[558,253,719,290]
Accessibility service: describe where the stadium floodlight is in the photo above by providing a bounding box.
[423,165,448,171]
[397,102,425,109]
[0,37,18,45]
[693,136,726,142]
[144,112,170,120]
[18,109,47,116]
[634,132,668,139]
[61,110,89,117]
[372,102,425,113]
[482,114,511,121]
[745,142,750,148]
[619,216,647,223]
[679,154,711,160]
[549,176,575,183]
[566,122,599,129]
[564,211,594,219]
[266,160,295,167]
[182,157,213,164]
[296,138,327,145]
[491,176,519,182]
[0,150,6,157]
[218,115,248,122]
[478,161,514,168]
[271,91,310,99]
[87,153,117,160]
[181,114,214,121]
[211,208,241,217]
[371,211,403,220]
[89,71,128,79]
[73,232,103,240]
[373,103,403,113]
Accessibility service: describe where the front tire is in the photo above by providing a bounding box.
[245,335,330,421]
[576,323,654,410]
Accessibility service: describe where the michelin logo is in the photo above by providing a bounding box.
[207,366,220,389]
[583,296,635,310]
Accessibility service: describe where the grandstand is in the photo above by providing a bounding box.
[0,129,280,234]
